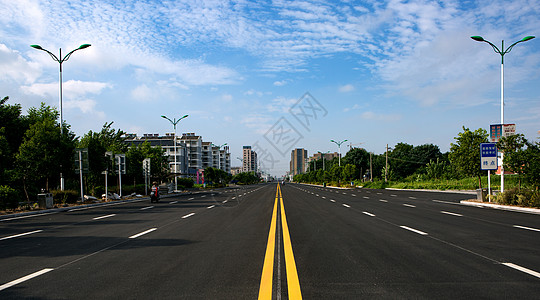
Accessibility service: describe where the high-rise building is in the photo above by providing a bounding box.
[290,148,308,175]
[180,133,202,171]
[242,146,257,173]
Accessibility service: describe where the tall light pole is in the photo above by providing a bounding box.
[471,35,535,193]
[31,43,91,190]
[331,139,348,166]
[162,114,189,192]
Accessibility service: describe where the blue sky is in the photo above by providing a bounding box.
[1,0,539,177]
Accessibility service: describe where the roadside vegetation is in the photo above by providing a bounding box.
[294,126,540,208]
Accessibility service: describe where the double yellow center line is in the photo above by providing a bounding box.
[259,184,302,299]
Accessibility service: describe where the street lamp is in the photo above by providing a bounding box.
[162,114,189,192]
[331,139,348,166]
[471,35,535,193]
[31,43,91,190]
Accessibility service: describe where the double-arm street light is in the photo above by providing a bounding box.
[31,43,91,190]
[471,35,535,193]
[330,139,348,167]
[162,114,189,192]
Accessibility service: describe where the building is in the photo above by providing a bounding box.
[124,132,231,178]
[180,133,202,171]
[124,133,188,176]
[290,148,308,176]
[242,146,257,173]
[230,167,242,176]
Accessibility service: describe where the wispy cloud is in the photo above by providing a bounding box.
[339,84,355,92]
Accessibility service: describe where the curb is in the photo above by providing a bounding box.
[385,188,477,195]
[460,200,540,215]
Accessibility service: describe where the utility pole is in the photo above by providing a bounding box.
[385,144,388,183]
[370,152,373,182]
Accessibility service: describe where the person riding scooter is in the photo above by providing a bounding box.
[150,182,160,203]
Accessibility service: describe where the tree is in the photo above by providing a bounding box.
[16,108,77,200]
[0,97,27,185]
[342,164,357,182]
[342,148,369,178]
[449,127,488,188]
[330,165,343,182]
[498,135,540,189]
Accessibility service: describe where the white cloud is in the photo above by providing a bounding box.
[343,104,362,112]
[22,80,111,98]
[131,84,153,102]
[0,44,41,84]
[339,84,355,92]
[221,94,233,102]
[273,80,288,86]
[266,96,297,114]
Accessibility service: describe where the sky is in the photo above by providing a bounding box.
[1,0,539,177]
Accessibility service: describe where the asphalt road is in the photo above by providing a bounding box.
[1,183,539,299]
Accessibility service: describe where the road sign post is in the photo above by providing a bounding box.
[480,143,498,201]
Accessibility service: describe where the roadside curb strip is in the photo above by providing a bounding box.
[0,192,190,221]
[460,200,540,215]
[385,188,476,195]
[297,183,353,190]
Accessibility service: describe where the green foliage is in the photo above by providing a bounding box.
[51,189,79,204]
[0,185,20,209]
[498,135,540,188]
[204,167,229,186]
[449,127,488,187]
[342,164,357,181]
[177,177,194,189]
[232,172,260,185]
[494,188,540,208]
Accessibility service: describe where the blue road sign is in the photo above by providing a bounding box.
[480,143,498,171]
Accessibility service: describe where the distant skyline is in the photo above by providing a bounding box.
[1,0,539,176]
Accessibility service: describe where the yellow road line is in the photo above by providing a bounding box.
[279,185,302,299]
[258,184,302,300]
[258,191,278,300]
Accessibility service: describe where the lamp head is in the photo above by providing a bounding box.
[522,36,535,42]
[78,44,91,49]
[471,36,484,42]
[30,44,43,50]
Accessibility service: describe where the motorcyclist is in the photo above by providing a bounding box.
[150,182,160,203]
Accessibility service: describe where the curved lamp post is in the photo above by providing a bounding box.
[31,43,91,190]
[162,114,189,192]
[330,139,348,167]
[471,35,535,193]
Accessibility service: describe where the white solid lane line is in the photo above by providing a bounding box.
[129,228,157,239]
[92,214,116,220]
[0,230,43,241]
[400,226,428,235]
[0,268,54,291]
[513,225,540,232]
[503,263,540,279]
[182,213,195,219]
[362,211,375,217]
[441,211,463,217]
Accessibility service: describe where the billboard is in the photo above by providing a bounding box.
[490,124,515,143]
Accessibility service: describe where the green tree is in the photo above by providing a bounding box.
[330,165,343,182]
[342,148,369,178]
[449,127,489,188]
[0,97,28,185]
[342,164,357,182]
[16,107,77,200]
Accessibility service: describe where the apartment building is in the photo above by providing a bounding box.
[290,148,307,175]
[242,146,257,173]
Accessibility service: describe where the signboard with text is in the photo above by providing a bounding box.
[480,143,498,171]
[490,124,516,142]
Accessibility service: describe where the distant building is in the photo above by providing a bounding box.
[230,167,242,175]
[242,146,257,173]
[290,148,308,175]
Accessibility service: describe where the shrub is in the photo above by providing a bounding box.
[177,178,194,189]
[0,185,21,210]
[51,190,79,204]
